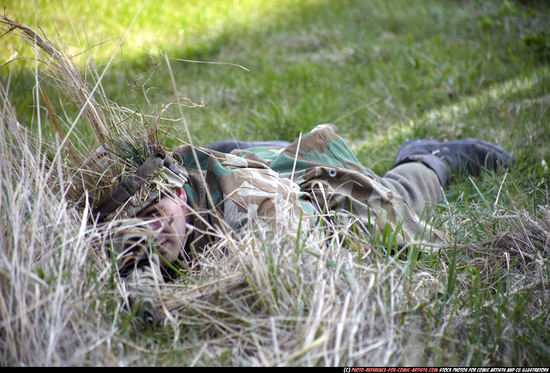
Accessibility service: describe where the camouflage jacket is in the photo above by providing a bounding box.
[172,124,445,255]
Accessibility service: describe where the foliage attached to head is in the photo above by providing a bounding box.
[0,16,188,222]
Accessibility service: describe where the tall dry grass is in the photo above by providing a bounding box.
[1,15,549,367]
[0,16,427,366]
[0,72,434,365]
[0,77,117,365]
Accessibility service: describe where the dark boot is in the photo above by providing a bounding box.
[394,138,515,187]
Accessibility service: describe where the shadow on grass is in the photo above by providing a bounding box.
[2,0,549,151]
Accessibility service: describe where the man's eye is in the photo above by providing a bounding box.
[149,208,165,218]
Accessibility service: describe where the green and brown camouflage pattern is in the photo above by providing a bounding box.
[172,124,446,256]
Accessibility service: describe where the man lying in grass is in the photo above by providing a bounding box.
[77,123,514,323]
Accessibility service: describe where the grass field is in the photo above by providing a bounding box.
[1,0,549,367]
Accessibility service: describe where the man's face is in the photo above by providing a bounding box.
[137,187,188,267]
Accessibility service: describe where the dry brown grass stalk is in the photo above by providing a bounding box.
[1,81,114,365]
[0,16,111,147]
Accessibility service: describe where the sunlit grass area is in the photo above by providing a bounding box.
[1,0,300,58]
[1,0,549,367]
[4,0,549,153]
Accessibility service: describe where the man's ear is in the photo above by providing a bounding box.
[174,187,187,202]
[174,187,187,203]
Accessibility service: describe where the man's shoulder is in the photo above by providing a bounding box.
[171,145,271,171]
